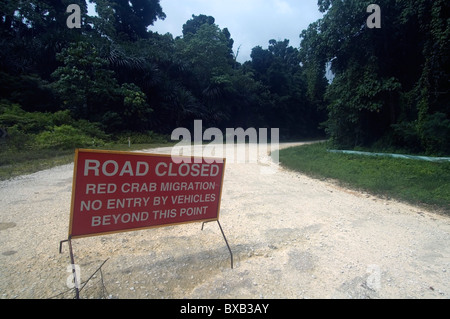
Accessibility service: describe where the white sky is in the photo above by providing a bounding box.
[151,0,324,62]
[88,0,324,63]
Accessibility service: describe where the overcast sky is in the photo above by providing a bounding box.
[150,0,324,63]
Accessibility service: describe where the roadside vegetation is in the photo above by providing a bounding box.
[0,104,172,181]
[1,1,448,211]
[279,142,450,215]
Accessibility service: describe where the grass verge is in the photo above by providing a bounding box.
[0,142,174,181]
[279,142,450,215]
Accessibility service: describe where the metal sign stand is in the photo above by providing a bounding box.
[59,221,233,299]
[202,220,234,269]
[59,239,110,299]
[59,237,80,299]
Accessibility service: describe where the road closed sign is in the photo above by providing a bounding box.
[69,149,226,239]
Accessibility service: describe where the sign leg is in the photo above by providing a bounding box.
[217,221,233,269]
[60,238,80,299]
[67,239,80,299]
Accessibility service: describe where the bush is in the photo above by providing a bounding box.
[34,125,103,150]
[420,113,450,156]
[0,125,35,151]
[391,121,423,154]
[0,101,111,151]
[72,119,111,141]
[0,101,74,134]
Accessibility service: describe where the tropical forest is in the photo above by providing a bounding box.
[0,0,449,160]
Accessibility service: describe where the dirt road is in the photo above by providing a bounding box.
[0,142,449,299]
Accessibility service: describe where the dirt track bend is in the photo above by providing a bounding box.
[0,142,449,299]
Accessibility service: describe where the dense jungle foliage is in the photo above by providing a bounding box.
[0,0,448,155]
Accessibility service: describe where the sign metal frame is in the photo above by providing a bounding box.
[60,149,232,299]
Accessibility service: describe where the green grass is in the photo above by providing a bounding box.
[0,142,175,181]
[279,142,450,215]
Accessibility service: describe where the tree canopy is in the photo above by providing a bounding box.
[0,0,448,155]
[301,0,449,154]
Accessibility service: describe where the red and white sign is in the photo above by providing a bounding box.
[69,149,226,239]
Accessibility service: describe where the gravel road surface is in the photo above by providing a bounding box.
[0,142,449,299]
